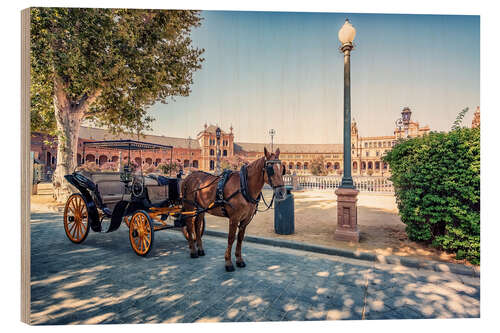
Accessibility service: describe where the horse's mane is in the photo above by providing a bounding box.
[247,155,266,172]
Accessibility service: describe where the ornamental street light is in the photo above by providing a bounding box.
[339,18,356,189]
[334,18,360,242]
[216,127,221,175]
[269,129,276,152]
[188,136,192,174]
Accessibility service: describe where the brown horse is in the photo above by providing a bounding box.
[181,147,286,271]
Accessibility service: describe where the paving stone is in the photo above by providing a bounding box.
[29,213,480,324]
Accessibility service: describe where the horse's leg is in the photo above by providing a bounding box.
[235,221,249,268]
[185,216,198,258]
[195,213,205,256]
[225,219,238,272]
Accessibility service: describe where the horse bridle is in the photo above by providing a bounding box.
[264,159,285,190]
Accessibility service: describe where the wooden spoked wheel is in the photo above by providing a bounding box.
[182,216,205,241]
[129,210,154,256]
[63,193,90,244]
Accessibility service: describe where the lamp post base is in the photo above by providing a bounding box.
[334,187,359,242]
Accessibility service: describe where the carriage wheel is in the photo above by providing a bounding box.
[63,193,90,244]
[129,210,154,256]
[182,216,205,241]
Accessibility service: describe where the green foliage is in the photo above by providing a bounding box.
[383,127,480,264]
[310,156,327,176]
[158,161,183,175]
[30,8,204,134]
[221,155,249,171]
[451,107,470,131]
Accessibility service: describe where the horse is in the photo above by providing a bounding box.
[181,147,286,271]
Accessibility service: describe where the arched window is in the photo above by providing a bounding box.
[304,162,308,170]
[364,142,368,148]
[184,160,189,167]
[383,162,388,169]
[192,160,199,168]
[368,162,373,169]
[98,155,108,165]
[111,156,119,162]
[223,150,227,156]
[145,157,153,165]
[85,154,95,163]
[210,149,214,156]
[361,162,366,170]
[375,161,380,169]
[209,160,215,170]
[155,158,161,166]
[77,153,82,165]
[135,157,142,165]
[334,162,340,170]
[353,161,358,170]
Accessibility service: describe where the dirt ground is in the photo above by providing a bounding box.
[30,183,474,266]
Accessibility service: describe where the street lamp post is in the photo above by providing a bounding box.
[188,136,192,175]
[269,129,276,152]
[216,127,221,175]
[334,18,360,242]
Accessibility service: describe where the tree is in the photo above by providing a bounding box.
[310,156,327,176]
[30,8,204,200]
[220,155,249,171]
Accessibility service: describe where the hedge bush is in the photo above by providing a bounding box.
[383,127,480,264]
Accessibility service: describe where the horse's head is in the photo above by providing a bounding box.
[263,147,286,201]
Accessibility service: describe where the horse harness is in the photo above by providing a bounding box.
[184,159,282,218]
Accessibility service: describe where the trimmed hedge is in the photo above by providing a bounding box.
[383,127,480,264]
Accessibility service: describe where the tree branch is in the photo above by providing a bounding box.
[78,88,102,115]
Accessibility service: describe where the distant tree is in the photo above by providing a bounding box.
[451,107,470,131]
[310,156,327,176]
[220,155,249,171]
[30,8,204,200]
[158,160,183,175]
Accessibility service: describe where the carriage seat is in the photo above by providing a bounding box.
[145,174,181,204]
[89,172,126,206]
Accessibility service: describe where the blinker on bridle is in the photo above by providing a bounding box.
[264,159,284,189]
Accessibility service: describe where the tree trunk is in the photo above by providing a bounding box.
[52,108,82,202]
[51,77,102,202]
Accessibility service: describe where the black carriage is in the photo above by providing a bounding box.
[63,139,204,256]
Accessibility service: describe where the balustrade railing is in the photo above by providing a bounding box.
[282,174,393,193]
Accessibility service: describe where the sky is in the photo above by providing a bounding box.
[146,11,480,144]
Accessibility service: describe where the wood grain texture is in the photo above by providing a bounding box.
[21,7,31,325]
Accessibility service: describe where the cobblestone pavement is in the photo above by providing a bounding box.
[30,212,480,325]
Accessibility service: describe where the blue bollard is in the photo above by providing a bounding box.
[274,186,294,235]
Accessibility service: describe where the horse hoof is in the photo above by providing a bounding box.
[236,261,246,268]
[190,252,199,258]
[225,265,235,272]
[198,249,205,256]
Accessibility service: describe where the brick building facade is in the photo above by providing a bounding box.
[31,107,432,177]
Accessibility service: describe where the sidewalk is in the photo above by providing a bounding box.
[205,189,476,267]
[30,184,477,267]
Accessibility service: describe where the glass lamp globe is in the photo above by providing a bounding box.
[338,19,356,45]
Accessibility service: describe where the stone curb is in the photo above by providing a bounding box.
[203,229,480,278]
